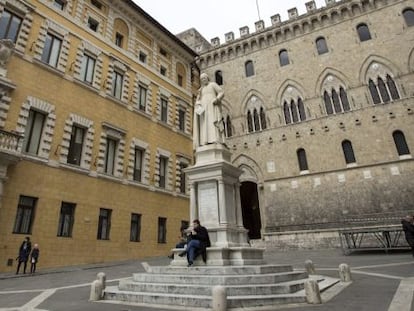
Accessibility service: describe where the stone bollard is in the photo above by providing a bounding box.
[212,285,227,311]
[97,272,106,290]
[304,279,322,304]
[339,263,352,282]
[305,259,315,275]
[89,279,103,301]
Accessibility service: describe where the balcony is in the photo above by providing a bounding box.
[0,129,23,166]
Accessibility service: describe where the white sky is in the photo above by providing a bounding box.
[133,0,327,41]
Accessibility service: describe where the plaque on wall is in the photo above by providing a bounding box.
[198,181,219,225]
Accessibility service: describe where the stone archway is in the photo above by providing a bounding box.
[240,181,262,239]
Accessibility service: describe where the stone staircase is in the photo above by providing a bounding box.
[103,263,339,309]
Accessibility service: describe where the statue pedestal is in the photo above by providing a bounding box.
[178,143,264,265]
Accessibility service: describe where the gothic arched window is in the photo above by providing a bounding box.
[357,23,371,41]
[316,37,328,54]
[215,70,223,85]
[245,60,254,77]
[393,130,410,156]
[342,140,356,164]
[297,148,309,171]
[279,49,289,66]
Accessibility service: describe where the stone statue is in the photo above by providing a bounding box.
[0,39,14,69]
[193,73,225,149]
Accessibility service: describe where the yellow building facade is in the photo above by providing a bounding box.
[0,0,197,272]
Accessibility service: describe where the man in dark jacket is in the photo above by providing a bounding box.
[401,215,414,257]
[183,219,211,266]
[16,236,32,274]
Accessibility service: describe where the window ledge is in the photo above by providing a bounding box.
[399,154,412,160]
[346,163,358,168]
[299,170,309,175]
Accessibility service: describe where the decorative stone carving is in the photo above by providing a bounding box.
[0,39,15,77]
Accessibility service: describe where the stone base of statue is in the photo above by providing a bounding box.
[103,143,341,309]
[171,142,265,265]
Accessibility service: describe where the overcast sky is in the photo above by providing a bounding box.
[133,0,327,41]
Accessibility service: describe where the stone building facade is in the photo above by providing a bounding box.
[0,0,197,272]
[188,0,414,248]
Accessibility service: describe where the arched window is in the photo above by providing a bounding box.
[247,111,253,132]
[316,37,328,55]
[245,60,254,77]
[368,74,399,104]
[291,100,299,123]
[224,115,232,137]
[253,109,260,131]
[386,74,400,100]
[215,70,223,85]
[377,77,390,103]
[368,79,381,104]
[403,8,414,26]
[260,107,267,130]
[332,89,341,113]
[324,91,333,115]
[297,148,309,171]
[247,107,266,132]
[342,140,356,164]
[298,99,306,121]
[340,87,350,111]
[283,102,291,124]
[393,130,410,156]
[283,98,306,124]
[323,88,350,114]
[279,49,289,66]
[357,23,371,41]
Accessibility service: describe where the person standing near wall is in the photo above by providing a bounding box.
[30,243,40,274]
[401,215,414,257]
[16,236,32,274]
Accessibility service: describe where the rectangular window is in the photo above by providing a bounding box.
[133,148,143,182]
[13,196,37,234]
[23,109,46,155]
[138,85,147,111]
[57,202,75,237]
[87,17,99,32]
[139,52,147,63]
[67,125,85,165]
[178,108,186,132]
[112,70,123,99]
[177,74,183,87]
[130,213,141,242]
[160,66,167,76]
[115,32,123,47]
[97,208,111,240]
[80,54,96,84]
[161,98,168,123]
[105,137,117,175]
[159,48,167,57]
[0,9,23,43]
[158,217,167,243]
[41,33,62,68]
[53,0,66,10]
[159,156,167,188]
[91,0,102,9]
[179,162,187,194]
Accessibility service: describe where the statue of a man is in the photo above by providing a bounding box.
[193,73,225,149]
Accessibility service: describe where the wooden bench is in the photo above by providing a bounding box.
[339,211,413,255]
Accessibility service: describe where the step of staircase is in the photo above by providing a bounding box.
[132,270,308,285]
[118,278,308,296]
[103,263,341,309]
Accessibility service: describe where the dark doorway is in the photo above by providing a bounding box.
[240,181,262,239]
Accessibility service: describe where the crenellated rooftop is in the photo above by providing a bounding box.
[198,0,389,68]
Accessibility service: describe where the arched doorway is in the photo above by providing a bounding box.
[240,181,262,239]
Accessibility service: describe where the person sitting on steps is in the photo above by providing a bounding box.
[179,219,211,266]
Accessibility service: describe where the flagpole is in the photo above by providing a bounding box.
[256,0,261,20]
